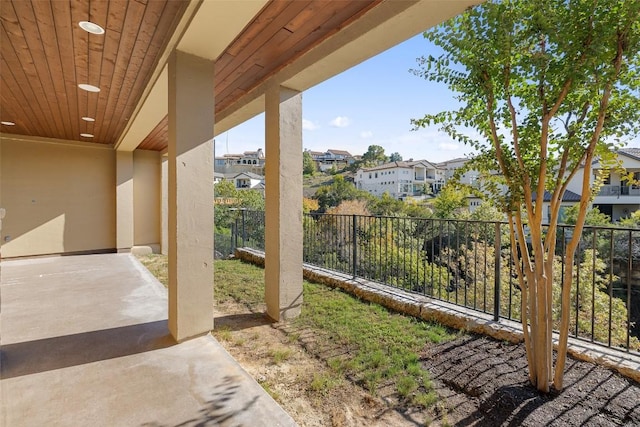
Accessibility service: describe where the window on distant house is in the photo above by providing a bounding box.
[633,172,640,189]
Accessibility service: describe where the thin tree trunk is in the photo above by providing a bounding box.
[509,217,534,384]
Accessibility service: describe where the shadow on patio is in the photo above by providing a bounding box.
[0,253,296,427]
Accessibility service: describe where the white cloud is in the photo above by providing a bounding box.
[439,142,460,151]
[329,116,351,128]
[360,130,373,139]
[302,119,320,131]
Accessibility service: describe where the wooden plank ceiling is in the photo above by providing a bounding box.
[0,0,188,144]
[1,0,381,150]
[139,0,381,151]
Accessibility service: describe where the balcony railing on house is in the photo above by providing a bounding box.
[598,185,640,197]
[222,211,640,355]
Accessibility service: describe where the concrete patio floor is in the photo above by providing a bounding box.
[0,253,297,427]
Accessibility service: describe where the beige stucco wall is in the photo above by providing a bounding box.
[133,149,161,247]
[0,137,116,258]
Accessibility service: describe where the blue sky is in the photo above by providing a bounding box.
[217,33,638,164]
[217,34,472,164]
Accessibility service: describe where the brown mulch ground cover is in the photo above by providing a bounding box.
[421,335,640,426]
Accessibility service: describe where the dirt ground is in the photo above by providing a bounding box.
[214,301,640,427]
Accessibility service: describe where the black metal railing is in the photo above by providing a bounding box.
[223,211,640,354]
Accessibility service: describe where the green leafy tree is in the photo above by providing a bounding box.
[214,180,264,232]
[389,152,403,162]
[313,175,371,212]
[303,151,316,176]
[618,209,640,227]
[431,184,469,219]
[369,192,406,216]
[563,205,611,226]
[360,145,388,167]
[412,0,640,391]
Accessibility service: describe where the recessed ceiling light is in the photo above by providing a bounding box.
[80,133,94,138]
[79,21,105,35]
[78,83,100,92]
[1,121,16,126]
[82,116,95,122]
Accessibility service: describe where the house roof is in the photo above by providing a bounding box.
[619,147,640,162]
[360,161,411,172]
[233,172,264,180]
[327,149,352,156]
[406,159,438,168]
[532,190,582,202]
[361,160,436,172]
[437,157,471,167]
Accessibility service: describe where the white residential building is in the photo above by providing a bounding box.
[437,157,478,186]
[214,148,265,174]
[307,149,355,172]
[438,149,640,222]
[566,148,640,221]
[214,172,265,194]
[355,160,445,199]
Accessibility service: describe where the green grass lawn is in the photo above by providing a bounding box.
[137,255,457,408]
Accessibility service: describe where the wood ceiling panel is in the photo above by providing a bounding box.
[50,1,79,139]
[2,2,57,136]
[13,1,66,138]
[215,1,312,84]
[213,0,380,114]
[138,116,168,151]
[2,0,382,152]
[139,0,382,152]
[96,1,145,143]
[0,52,45,136]
[0,0,188,145]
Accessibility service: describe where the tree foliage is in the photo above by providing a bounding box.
[431,184,470,219]
[214,180,265,232]
[412,0,640,392]
[389,152,403,162]
[361,145,388,166]
[314,175,372,212]
[303,151,316,175]
[563,205,611,226]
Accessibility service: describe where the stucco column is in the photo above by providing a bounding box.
[116,151,134,252]
[161,155,168,255]
[167,50,215,342]
[264,86,303,321]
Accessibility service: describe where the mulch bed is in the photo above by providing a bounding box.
[421,335,640,426]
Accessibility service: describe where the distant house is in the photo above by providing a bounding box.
[355,160,445,200]
[214,171,265,196]
[531,190,583,223]
[439,148,640,222]
[437,157,479,186]
[307,148,355,172]
[214,148,265,174]
[566,148,640,221]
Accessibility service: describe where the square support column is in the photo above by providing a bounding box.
[167,50,215,342]
[264,86,303,321]
[116,151,134,252]
[161,155,168,255]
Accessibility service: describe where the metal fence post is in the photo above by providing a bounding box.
[231,220,237,255]
[352,214,358,278]
[241,208,247,246]
[494,222,501,321]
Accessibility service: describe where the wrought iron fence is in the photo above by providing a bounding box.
[225,211,640,354]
